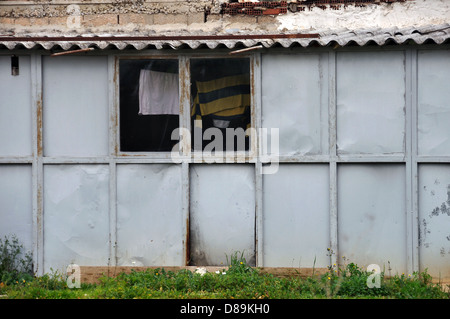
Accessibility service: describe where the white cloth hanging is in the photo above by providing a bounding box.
[139,69,179,115]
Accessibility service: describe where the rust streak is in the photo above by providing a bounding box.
[185,216,190,266]
[113,57,119,156]
[36,97,43,157]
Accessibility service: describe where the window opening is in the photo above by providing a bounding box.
[11,55,19,76]
[119,59,179,152]
[190,58,251,152]
[118,57,252,154]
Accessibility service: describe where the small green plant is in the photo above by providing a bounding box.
[226,251,254,275]
[0,234,33,286]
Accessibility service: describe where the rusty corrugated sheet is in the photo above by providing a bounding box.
[0,24,449,50]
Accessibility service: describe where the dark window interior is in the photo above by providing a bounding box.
[190,58,251,152]
[119,59,179,152]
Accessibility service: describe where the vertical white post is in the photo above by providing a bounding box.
[179,56,191,265]
[328,50,338,268]
[108,55,118,267]
[253,53,264,267]
[31,52,44,276]
[406,48,419,275]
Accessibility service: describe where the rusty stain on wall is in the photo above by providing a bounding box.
[36,98,43,158]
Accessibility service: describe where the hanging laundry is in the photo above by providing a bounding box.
[139,69,179,115]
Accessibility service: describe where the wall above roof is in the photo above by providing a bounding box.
[0,0,449,47]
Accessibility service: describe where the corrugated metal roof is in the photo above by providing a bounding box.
[0,23,449,51]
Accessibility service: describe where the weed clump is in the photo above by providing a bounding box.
[0,247,449,299]
[0,234,33,287]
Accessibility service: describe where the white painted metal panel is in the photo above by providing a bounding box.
[337,164,406,274]
[43,165,110,273]
[418,164,450,279]
[0,165,33,252]
[42,56,109,157]
[0,56,32,156]
[190,165,255,266]
[261,54,328,156]
[116,164,184,266]
[336,51,405,154]
[418,50,450,156]
[263,164,329,268]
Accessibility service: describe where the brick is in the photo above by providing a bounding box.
[263,8,281,15]
[205,13,221,22]
[153,13,188,25]
[256,15,277,25]
[187,12,204,25]
[0,17,15,25]
[32,17,50,26]
[119,13,152,25]
[223,15,257,24]
[82,14,118,27]
[48,16,67,26]
[12,17,32,26]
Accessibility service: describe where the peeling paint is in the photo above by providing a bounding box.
[426,185,450,219]
[276,0,450,31]
[419,165,450,279]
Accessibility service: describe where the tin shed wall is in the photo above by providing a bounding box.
[0,47,450,280]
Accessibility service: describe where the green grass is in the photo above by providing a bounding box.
[1,252,449,300]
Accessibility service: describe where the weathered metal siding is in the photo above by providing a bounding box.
[42,56,109,157]
[0,165,33,252]
[39,56,111,273]
[0,55,34,258]
[336,51,406,155]
[337,164,407,275]
[189,164,256,266]
[418,165,450,279]
[116,164,184,266]
[43,165,110,274]
[0,47,450,280]
[417,49,450,279]
[417,50,450,156]
[263,164,330,268]
[261,53,328,156]
[0,55,32,157]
